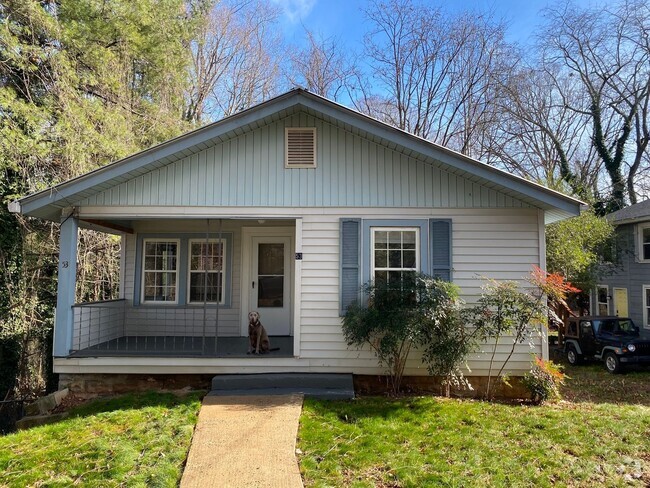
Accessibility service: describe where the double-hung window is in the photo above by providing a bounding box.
[371,228,419,286]
[596,285,609,315]
[639,224,650,262]
[188,239,226,304]
[142,240,179,303]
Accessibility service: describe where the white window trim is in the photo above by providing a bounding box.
[643,285,650,328]
[187,238,226,305]
[595,284,609,315]
[285,127,317,168]
[141,238,180,305]
[637,223,650,262]
[371,227,420,281]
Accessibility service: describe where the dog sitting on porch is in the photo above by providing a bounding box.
[247,311,274,354]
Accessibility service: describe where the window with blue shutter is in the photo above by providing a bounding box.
[430,219,452,281]
[340,218,361,315]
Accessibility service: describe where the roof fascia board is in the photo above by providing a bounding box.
[296,93,582,215]
[608,216,650,226]
[19,93,300,216]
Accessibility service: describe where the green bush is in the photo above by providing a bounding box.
[343,274,468,395]
[522,357,567,404]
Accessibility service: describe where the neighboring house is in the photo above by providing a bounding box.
[595,200,650,330]
[10,89,582,387]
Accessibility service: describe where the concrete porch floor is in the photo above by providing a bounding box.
[69,336,294,358]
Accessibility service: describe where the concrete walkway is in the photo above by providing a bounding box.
[180,394,305,488]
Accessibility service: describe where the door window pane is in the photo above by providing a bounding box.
[258,243,284,307]
[258,244,284,275]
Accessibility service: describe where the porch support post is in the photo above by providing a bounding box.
[293,218,302,357]
[54,210,78,357]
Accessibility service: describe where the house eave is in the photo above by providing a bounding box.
[608,216,650,226]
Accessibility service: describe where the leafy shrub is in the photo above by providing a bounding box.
[466,267,577,399]
[343,274,466,395]
[418,283,481,396]
[522,356,567,404]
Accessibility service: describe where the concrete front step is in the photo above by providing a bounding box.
[210,373,354,400]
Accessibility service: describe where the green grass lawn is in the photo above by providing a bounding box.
[0,391,203,488]
[298,365,650,487]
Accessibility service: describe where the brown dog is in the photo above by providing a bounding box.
[248,311,271,354]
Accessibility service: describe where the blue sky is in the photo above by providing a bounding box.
[271,0,601,48]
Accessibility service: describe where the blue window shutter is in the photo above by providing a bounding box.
[340,218,361,315]
[430,219,452,281]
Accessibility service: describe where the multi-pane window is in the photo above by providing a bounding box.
[188,240,225,304]
[142,240,179,303]
[372,228,419,287]
[642,226,650,261]
[596,285,609,315]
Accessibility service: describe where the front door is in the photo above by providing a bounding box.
[250,236,292,335]
[613,288,629,317]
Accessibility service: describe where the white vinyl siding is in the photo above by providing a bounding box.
[299,207,542,376]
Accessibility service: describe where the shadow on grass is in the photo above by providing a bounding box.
[304,395,442,423]
[67,390,206,419]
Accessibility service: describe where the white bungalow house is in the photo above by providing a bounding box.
[10,89,582,388]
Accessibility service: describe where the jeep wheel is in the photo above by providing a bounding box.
[604,352,623,374]
[566,345,581,365]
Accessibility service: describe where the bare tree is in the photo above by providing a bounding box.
[185,0,282,123]
[540,1,650,209]
[361,0,456,139]
[486,64,600,198]
[442,11,513,158]
[286,29,360,101]
[359,0,512,158]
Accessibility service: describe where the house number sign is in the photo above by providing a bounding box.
[295,253,303,260]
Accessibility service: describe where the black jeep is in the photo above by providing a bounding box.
[563,316,650,374]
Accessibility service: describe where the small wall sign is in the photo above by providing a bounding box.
[295,253,303,260]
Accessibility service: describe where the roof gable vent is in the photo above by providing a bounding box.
[285,128,316,168]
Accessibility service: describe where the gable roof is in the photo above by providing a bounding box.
[607,199,650,225]
[11,88,582,223]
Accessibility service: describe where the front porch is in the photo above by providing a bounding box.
[55,216,302,361]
